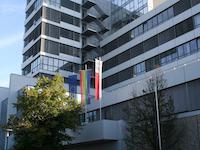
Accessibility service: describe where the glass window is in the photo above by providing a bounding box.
[26,3,35,18]
[23,64,31,75]
[160,57,166,65]
[24,23,41,46]
[44,39,59,55]
[134,62,145,76]
[175,18,194,37]
[59,60,63,68]
[152,16,158,27]
[134,27,139,37]
[60,28,80,42]
[117,50,130,65]
[74,3,80,12]
[61,13,80,27]
[190,40,198,53]
[194,13,200,28]
[118,67,133,82]
[177,45,184,58]
[37,57,41,66]
[43,56,48,65]
[130,43,143,58]
[49,57,53,66]
[108,57,117,69]
[162,10,168,22]
[190,0,200,6]
[171,52,178,61]
[143,36,158,52]
[61,0,80,12]
[34,0,42,10]
[198,38,200,50]
[42,64,47,70]
[138,24,143,35]
[160,49,178,65]
[43,7,61,23]
[54,58,59,67]
[168,7,174,18]
[48,65,54,71]
[166,55,172,63]
[178,42,191,58]
[44,23,59,39]
[45,0,60,7]
[131,29,135,38]
[145,56,160,72]
[143,22,148,32]
[174,0,191,16]
[88,111,97,122]
[183,43,190,56]
[159,27,175,45]
[147,19,153,30]
[158,13,163,24]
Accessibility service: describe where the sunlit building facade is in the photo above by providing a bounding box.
[5,0,200,150]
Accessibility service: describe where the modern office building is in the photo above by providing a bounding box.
[22,0,84,81]
[22,0,163,80]
[2,0,200,150]
[72,0,200,149]
[22,0,112,82]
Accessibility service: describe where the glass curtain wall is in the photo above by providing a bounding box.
[111,0,148,32]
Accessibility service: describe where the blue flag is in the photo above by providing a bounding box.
[87,70,91,104]
[68,75,77,94]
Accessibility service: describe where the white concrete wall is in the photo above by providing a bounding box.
[7,74,37,118]
[0,87,9,125]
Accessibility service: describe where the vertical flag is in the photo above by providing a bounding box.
[80,70,91,105]
[87,70,91,104]
[68,75,78,97]
[68,75,78,93]
[95,58,103,100]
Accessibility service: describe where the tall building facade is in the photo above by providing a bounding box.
[80,0,200,149]
[22,0,161,81]
[6,0,200,150]
[66,0,200,149]
[22,0,83,81]
[22,0,200,150]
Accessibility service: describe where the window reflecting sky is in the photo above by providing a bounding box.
[111,0,148,31]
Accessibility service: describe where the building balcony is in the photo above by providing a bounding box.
[83,57,95,64]
[82,0,96,9]
[82,26,98,36]
[99,13,109,21]
[99,27,109,34]
[82,12,97,23]
[66,120,125,146]
[82,41,98,51]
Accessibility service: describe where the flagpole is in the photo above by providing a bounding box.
[155,84,162,150]
[100,98,102,120]
[85,64,88,123]
[99,57,102,121]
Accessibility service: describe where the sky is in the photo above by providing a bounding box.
[0,0,25,87]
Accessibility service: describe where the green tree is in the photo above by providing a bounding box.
[125,72,182,150]
[6,74,82,150]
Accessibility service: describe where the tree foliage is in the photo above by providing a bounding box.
[125,72,181,150]
[6,74,82,150]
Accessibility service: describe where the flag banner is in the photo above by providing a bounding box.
[80,70,91,105]
[68,75,78,94]
[95,59,103,100]
[87,70,91,104]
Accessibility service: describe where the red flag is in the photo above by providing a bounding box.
[95,59,103,100]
